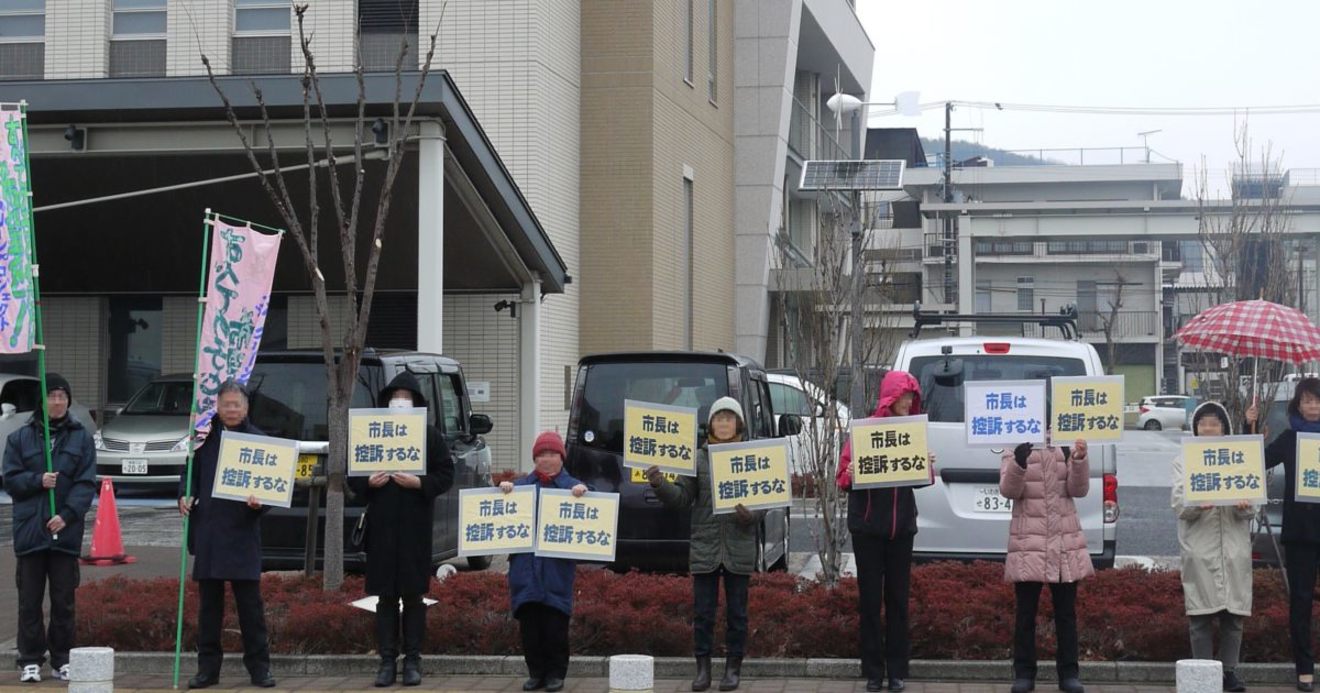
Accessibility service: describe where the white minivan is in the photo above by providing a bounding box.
[893,328,1119,568]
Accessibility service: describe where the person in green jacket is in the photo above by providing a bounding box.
[646,396,761,692]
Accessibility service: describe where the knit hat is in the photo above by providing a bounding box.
[532,430,566,460]
[708,396,745,430]
[45,373,71,400]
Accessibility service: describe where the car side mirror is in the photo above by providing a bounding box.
[0,403,14,419]
[468,414,493,436]
[778,414,803,437]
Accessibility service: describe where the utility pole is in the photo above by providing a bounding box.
[850,189,865,414]
[942,101,956,307]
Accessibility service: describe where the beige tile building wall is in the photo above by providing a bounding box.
[161,296,201,374]
[43,297,107,416]
[167,0,231,76]
[44,0,110,80]
[296,1,355,73]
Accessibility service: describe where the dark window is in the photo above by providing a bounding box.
[573,361,728,452]
[0,378,39,413]
[233,0,290,75]
[908,355,1087,423]
[768,381,814,417]
[359,0,418,70]
[0,0,44,80]
[248,360,377,440]
[122,380,194,415]
[107,297,162,404]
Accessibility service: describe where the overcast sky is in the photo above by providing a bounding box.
[855,0,1320,191]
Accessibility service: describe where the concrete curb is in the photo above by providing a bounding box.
[0,653,1302,684]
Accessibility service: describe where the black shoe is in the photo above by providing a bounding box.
[522,678,545,691]
[692,656,712,691]
[374,660,397,687]
[1058,678,1084,693]
[865,679,884,692]
[187,673,219,689]
[544,677,565,693]
[1011,679,1036,693]
[718,656,742,691]
[251,671,276,688]
[401,659,421,687]
[1298,680,1314,693]
[888,678,905,692]
[1223,670,1246,692]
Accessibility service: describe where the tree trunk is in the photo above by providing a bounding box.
[322,386,350,590]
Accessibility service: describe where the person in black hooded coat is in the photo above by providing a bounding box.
[347,372,455,687]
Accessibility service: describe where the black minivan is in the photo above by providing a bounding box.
[247,350,494,572]
[565,351,800,572]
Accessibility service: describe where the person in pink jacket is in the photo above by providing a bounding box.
[999,435,1093,693]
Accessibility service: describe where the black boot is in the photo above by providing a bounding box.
[718,656,742,691]
[1011,679,1036,693]
[401,659,421,687]
[400,597,425,686]
[692,656,712,691]
[374,660,397,688]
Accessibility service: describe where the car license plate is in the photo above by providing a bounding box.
[973,486,1013,513]
[122,459,148,475]
[630,468,678,484]
[296,454,321,480]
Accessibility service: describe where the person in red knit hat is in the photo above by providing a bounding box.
[499,431,588,693]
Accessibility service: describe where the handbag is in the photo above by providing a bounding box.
[350,508,368,550]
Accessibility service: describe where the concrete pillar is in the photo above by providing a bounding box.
[416,120,445,353]
[519,276,542,472]
[1175,658,1222,692]
[608,654,654,692]
[67,646,113,693]
[958,227,974,336]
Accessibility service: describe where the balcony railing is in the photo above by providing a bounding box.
[789,95,850,162]
[1016,310,1159,340]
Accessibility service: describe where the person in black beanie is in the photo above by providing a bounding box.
[3,374,96,684]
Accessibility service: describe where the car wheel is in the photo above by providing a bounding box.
[1144,420,1162,431]
[466,555,491,571]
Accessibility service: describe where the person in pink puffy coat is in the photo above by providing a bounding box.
[999,435,1093,693]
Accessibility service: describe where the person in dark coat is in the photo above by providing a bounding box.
[347,372,455,687]
[2,374,96,684]
[1249,376,1320,691]
[502,431,588,693]
[177,381,274,689]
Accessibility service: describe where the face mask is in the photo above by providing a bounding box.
[389,398,412,411]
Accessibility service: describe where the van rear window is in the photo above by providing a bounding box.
[908,355,1087,423]
[574,362,728,452]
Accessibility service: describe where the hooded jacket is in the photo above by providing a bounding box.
[1171,401,1253,616]
[346,371,455,596]
[999,433,1093,584]
[836,371,929,539]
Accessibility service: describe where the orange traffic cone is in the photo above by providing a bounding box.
[81,478,135,566]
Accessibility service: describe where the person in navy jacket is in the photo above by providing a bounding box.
[499,431,588,693]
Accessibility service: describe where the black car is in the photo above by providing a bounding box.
[564,351,800,572]
[247,350,494,572]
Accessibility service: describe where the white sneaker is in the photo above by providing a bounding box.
[18,664,40,683]
[52,664,70,681]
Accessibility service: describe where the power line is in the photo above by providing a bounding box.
[867,100,1320,118]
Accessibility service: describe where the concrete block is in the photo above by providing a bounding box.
[609,654,654,691]
[68,646,114,682]
[67,682,113,693]
[1177,659,1222,693]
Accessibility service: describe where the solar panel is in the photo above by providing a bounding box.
[799,159,905,191]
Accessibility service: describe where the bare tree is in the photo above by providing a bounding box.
[200,3,445,589]
[773,193,898,586]
[1096,270,1129,375]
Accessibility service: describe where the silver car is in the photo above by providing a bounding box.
[94,374,193,488]
[0,374,98,490]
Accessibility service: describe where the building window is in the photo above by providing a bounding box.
[109,0,166,78]
[1016,277,1034,312]
[706,0,716,102]
[1181,240,1205,273]
[975,280,991,314]
[684,0,693,84]
[1046,240,1128,255]
[107,297,163,405]
[232,0,290,75]
[0,0,44,81]
[975,240,1033,255]
[683,174,695,349]
[359,0,418,71]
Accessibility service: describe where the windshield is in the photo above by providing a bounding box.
[574,361,729,452]
[768,381,815,417]
[123,380,194,415]
[247,361,377,440]
[909,355,1087,423]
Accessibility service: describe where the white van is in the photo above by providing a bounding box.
[892,314,1118,568]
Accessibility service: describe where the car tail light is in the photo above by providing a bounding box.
[1139,406,1150,414]
[1103,473,1119,522]
[983,342,1011,354]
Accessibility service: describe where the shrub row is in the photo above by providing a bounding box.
[76,562,1298,661]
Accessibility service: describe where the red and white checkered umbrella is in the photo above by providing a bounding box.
[1175,299,1320,364]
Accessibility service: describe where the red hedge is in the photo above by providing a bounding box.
[75,563,1296,661]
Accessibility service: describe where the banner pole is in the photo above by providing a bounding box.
[173,210,213,689]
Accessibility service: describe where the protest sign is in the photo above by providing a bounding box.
[965,380,1047,447]
[623,399,698,475]
[1050,375,1124,442]
[212,430,298,508]
[849,415,932,489]
[534,489,620,562]
[1295,433,1320,504]
[348,407,427,476]
[707,439,791,513]
[1180,434,1267,506]
[458,486,537,556]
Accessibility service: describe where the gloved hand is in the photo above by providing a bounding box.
[1013,443,1033,469]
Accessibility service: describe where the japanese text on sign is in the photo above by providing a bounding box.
[965,380,1047,447]
[458,486,537,556]
[1295,433,1320,504]
[534,488,620,562]
[707,439,792,514]
[1050,376,1125,442]
[213,430,298,508]
[0,105,36,354]
[1181,435,1266,506]
[623,400,698,476]
[850,415,932,489]
[348,407,428,476]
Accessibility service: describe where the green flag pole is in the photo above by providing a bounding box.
[16,102,56,532]
[172,209,213,689]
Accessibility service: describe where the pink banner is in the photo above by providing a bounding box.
[0,104,37,354]
[194,217,282,433]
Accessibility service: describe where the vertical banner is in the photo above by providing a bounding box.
[706,438,792,513]
[1295,433,1320,504]
[964,380,1047,447]
[194,215,282,433]
[0,104,36,353]
[1050,375,1125,443]
[848,415,933,489]
[1180,434,1266,506]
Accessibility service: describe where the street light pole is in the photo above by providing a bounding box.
[850,189,865,414]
